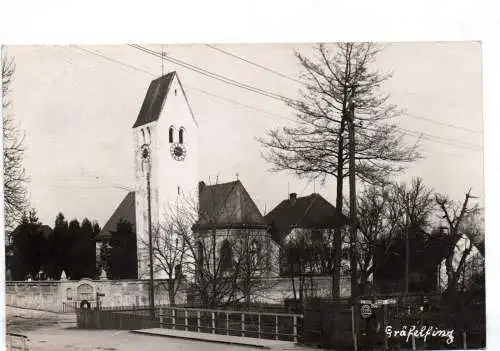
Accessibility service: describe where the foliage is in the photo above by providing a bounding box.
[108,219,138,279]
[9,210,44,280]
[7,211,100,281]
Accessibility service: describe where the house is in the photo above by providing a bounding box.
[264,192,348,276]
[372,227,446,293]
[192,180,279,276]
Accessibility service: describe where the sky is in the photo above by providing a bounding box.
[5,42,483,228]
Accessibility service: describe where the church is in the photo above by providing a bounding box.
[97,72,279,279]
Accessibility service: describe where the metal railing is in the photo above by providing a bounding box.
[157,306,303,342]
[6,333,29,350]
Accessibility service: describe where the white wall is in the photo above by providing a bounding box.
[134,74,199,279]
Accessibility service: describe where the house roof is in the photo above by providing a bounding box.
[264,193,348,244]
[97,192,136,241]
[193,180,267,231]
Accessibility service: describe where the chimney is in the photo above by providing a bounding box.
[289,192,297,205]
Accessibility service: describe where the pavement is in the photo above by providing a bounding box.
[5,306,318,350]
[131,328,301,349]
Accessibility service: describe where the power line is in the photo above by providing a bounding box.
[131,44,481,143]
[128,44,287,102]
[72,46,481,153]
[400,128,481,152]
[205,44,481,136]
[204,44,304,85]
[403,112,481,134]
[72,45,296,124]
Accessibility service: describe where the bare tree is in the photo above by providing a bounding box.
[146,207,190,306]
[259,43,420,297]
[165,188,277,308]
[2,50,28,229]
[354,178,435,294]
[281,230,333,308]
[436,190,480,302]
[355,185,396,294]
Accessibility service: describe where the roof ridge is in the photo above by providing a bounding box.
[295,193,318,227]
[204,180,239,187]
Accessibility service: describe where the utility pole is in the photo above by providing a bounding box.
[405,227,410,296]
[147,171,155,318]
[348,95,359,351]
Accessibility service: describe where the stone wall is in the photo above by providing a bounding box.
[5,276,350,312]
[5,279,186,312]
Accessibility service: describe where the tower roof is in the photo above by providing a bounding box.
[132,72,176,128]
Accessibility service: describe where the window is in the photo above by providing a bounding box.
[220,240,232,270]
[76,283,93,301]
[179,128,185,144]
[141,129,146,144]
[169,126,174,143]
[197,241,204,266]
[251,240,260,267]
[146,127,151,143]
[66,288,74,301]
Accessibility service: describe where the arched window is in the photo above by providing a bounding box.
[141,129,146,144]
[179,128,185,144]
[146,127,151,144]
[197,241,204,266]
[76,283,93,301]
[220,240,232,270]
[251,240,260,267]
[169,126,174,143]
[66,288,74,301]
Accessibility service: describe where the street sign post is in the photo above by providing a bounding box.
[360,304,373,319]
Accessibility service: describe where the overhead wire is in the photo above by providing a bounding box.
[73,45,481,153]
[128,44,287,102]
[204,43,482,135]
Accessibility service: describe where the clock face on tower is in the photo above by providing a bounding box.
[170,143,186,161]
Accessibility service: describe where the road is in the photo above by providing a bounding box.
[6,306,293,351]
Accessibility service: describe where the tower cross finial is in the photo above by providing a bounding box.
[161,44,167,76]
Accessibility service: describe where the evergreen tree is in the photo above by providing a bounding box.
[10,209,45,280]
[92,221,102,278]
[108,220,137,279]
[67,219,82,279]
[80,218,96,278]
[50,213,69,279]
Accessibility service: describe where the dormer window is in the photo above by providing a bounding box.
[179,128,185,144]
[169,126,174,143]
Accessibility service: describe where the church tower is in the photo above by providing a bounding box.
[132,72,199,279]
